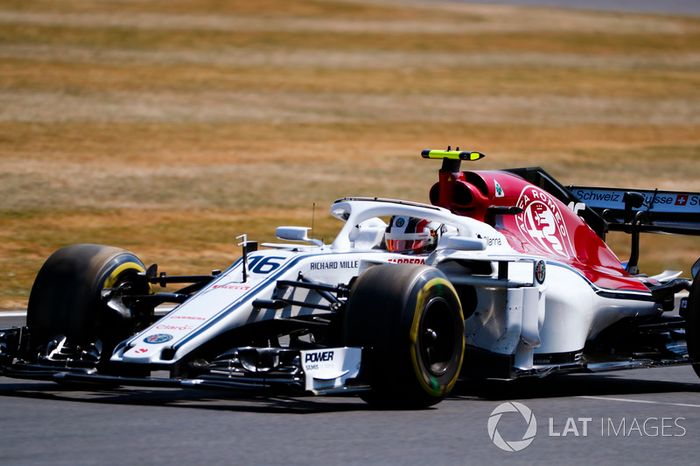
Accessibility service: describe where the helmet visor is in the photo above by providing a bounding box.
[386,238,430,254]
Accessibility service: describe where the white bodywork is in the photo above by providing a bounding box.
[111,198,659,374]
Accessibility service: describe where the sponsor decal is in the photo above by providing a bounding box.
[155,324,193,331]
[572,189,700,213]
[395,217,406,228]
[477,234,503,247]
[310,260,359,271]
[303,350,336,371]
[516,186,575,258]
[211,283,252,291]
[534,260,546,284]
[143,333,173,344]
[387,257,426,264]
[676,194,688,206]
[494,180,505,198]
[574,190,622,203]
[135,348,149,354]
[304,351,334,363]
[170,315,206,321]
[301,348,362,390]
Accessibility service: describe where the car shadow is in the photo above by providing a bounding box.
[0,379,371,414]
[451,373,700,401]
[0,372,697,414]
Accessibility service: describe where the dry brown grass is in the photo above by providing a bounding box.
[0,0,699,308]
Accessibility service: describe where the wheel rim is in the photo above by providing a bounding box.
[419,296,458,377]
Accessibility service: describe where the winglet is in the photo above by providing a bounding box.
[421,149,486,161]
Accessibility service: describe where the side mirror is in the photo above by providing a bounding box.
[275,226,323,246]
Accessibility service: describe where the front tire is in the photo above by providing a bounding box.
[27,243,150,363]
[344,264,465,408]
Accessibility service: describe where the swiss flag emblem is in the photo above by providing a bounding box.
[675,195,688,206]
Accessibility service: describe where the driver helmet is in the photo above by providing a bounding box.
[385,216,441,254]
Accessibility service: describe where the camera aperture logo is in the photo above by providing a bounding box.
[487,402,538,452]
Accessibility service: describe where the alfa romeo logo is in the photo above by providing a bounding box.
[487,402,538,452]
[535,260,546,284]
[143,333,173,344]
[515,186,575,259]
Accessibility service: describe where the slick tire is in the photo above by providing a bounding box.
[687,270,700,379]
[344,264,465,408]
[27,243,148,357]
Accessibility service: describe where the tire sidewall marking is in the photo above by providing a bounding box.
[409,276,465,396]
[102,261,145,288]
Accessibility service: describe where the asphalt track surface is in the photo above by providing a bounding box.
[0,315,698,465]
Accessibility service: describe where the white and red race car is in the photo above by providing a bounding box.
[1,150,698,408]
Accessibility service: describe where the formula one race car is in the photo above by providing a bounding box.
[1,150,699,408]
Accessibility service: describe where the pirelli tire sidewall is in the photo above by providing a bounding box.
[344,264,465,407]
[687,271,700,378]
[27,244,148,347]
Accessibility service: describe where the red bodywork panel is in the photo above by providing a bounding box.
[429,170,649,293]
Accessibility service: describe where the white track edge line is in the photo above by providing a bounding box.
[580,395,700,408]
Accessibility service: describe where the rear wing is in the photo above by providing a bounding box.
[506,167,700,237]
[568,186,700,236]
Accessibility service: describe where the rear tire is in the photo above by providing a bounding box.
[687,271,700,378]
[27,243,150,362]
[344,264,465,408]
